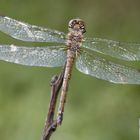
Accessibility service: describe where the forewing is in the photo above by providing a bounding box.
[0,16,66,43]
[0,45,66,67]
[76,50,140,84]
[83,38,140,61]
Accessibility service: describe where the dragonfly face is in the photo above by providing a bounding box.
[0,16,140,84]
[68,18,86,33]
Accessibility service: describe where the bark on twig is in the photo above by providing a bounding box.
[41,67,65,140]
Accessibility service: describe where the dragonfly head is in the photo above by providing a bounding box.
[68,18,86,34]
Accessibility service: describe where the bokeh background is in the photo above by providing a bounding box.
[0,0,140,140]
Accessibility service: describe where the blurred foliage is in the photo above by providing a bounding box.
[0,0,140,140]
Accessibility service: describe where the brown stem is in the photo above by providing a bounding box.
[41,66,65,140]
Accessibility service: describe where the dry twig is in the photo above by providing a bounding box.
[41,66,65,140]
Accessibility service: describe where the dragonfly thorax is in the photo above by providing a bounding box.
[66,30,83,53]
[68,18,86,33]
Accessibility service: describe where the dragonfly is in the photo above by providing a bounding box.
[0,16,140,124]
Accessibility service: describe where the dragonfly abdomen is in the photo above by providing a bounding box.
[57,50,75,125]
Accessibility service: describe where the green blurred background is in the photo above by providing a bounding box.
[0,0,140,140]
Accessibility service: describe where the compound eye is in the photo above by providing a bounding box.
[80,25,84,29]
[68,19,86,33]
[69,19,77,28]
[79,22,86,33]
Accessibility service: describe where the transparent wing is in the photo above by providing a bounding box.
[83,38,140,61]
[0,16,66,43]
[0,45,66,67]
[76,50,140,84]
